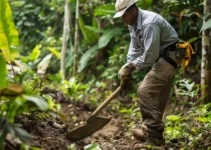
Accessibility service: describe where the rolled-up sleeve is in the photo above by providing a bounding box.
[133,24,161,70]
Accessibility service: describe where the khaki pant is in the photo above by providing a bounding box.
[137,53,181,133]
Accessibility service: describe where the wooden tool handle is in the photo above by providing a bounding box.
[92,86,122,116]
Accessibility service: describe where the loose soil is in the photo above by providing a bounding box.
[9,100,138,150]
[5,89,173,150]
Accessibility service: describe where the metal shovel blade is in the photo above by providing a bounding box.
[65,115,111,141]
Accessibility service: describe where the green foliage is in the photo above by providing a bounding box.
[163,0,203,40]
[68,77,88,98]
[67,144,76,150]
[163,0,203,11]
[0,0,19,62]
[0,3,58,146]
[6,1,209,149]
[102,45,128,80]
[165,79,211,149]
[43,94,61,112]
[37,54,53,74]
[0,73,59,149]
[165,103,211,149]
[10,0,64,53]
[22,75,50,94]
[98,28,123,49]
[93,0,153,16]
[165,115,189,140]
[78,45,99,72]
[47,47,61,59]
[200,15,211,32]
[20,144,41,150]
[0,90,51,148]
[13,44,54,77]
[29,45,41,61]
[0,117,31,149]
[22,95,49,111]
[77,26,124,73]
[120,105,141,120]
[176,79,200,98]
[79,15,99,45]
[120,105,135,115]
[94,4,115,16]
[50,76,88,100]
[120,104,141,130]
[137,0,153,9]
[0,55,7,88]
[174,79,207,108]
[84,143,102,150]
[0,2,52,146]
[0,92,49,122]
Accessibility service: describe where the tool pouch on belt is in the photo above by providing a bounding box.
[176,42,195,73]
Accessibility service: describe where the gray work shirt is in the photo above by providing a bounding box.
[127,9,179,70]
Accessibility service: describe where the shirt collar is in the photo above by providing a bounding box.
[137,8,142,29]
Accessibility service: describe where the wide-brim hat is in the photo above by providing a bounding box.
[113,0,138,18]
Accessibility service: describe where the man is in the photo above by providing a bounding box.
[113,0,182,148]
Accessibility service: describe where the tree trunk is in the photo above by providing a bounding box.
[201,0,211,103]
[73,0,79,76]
[61,0,70,80]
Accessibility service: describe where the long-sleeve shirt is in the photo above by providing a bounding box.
[127,9,179,70]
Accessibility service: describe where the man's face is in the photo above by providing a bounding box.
[121,8,137,25]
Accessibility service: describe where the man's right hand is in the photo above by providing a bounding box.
[118,63,134,81]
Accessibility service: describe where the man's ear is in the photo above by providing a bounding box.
[132,7,137,15]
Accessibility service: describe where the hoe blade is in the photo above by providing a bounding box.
[66,116,111,141]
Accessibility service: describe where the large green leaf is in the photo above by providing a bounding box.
[78,15,98,45]
[200,18,211,33]
[22,95,49,111]
[78,45,99,72]
[8,125,32,143]
[98,28,123,49]
[0,55,7,88]
[0,0,19,62]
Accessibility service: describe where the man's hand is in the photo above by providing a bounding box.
[118,62,135,81]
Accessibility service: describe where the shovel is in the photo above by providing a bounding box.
[66,83,123,141]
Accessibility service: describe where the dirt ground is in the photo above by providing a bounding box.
[9,101,138,150]
[5,89,175,150]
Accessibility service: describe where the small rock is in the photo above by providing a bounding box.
[43,137,52,140]
[52,122,65,129]
[79,121,84,125]
[68,104,73,108]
